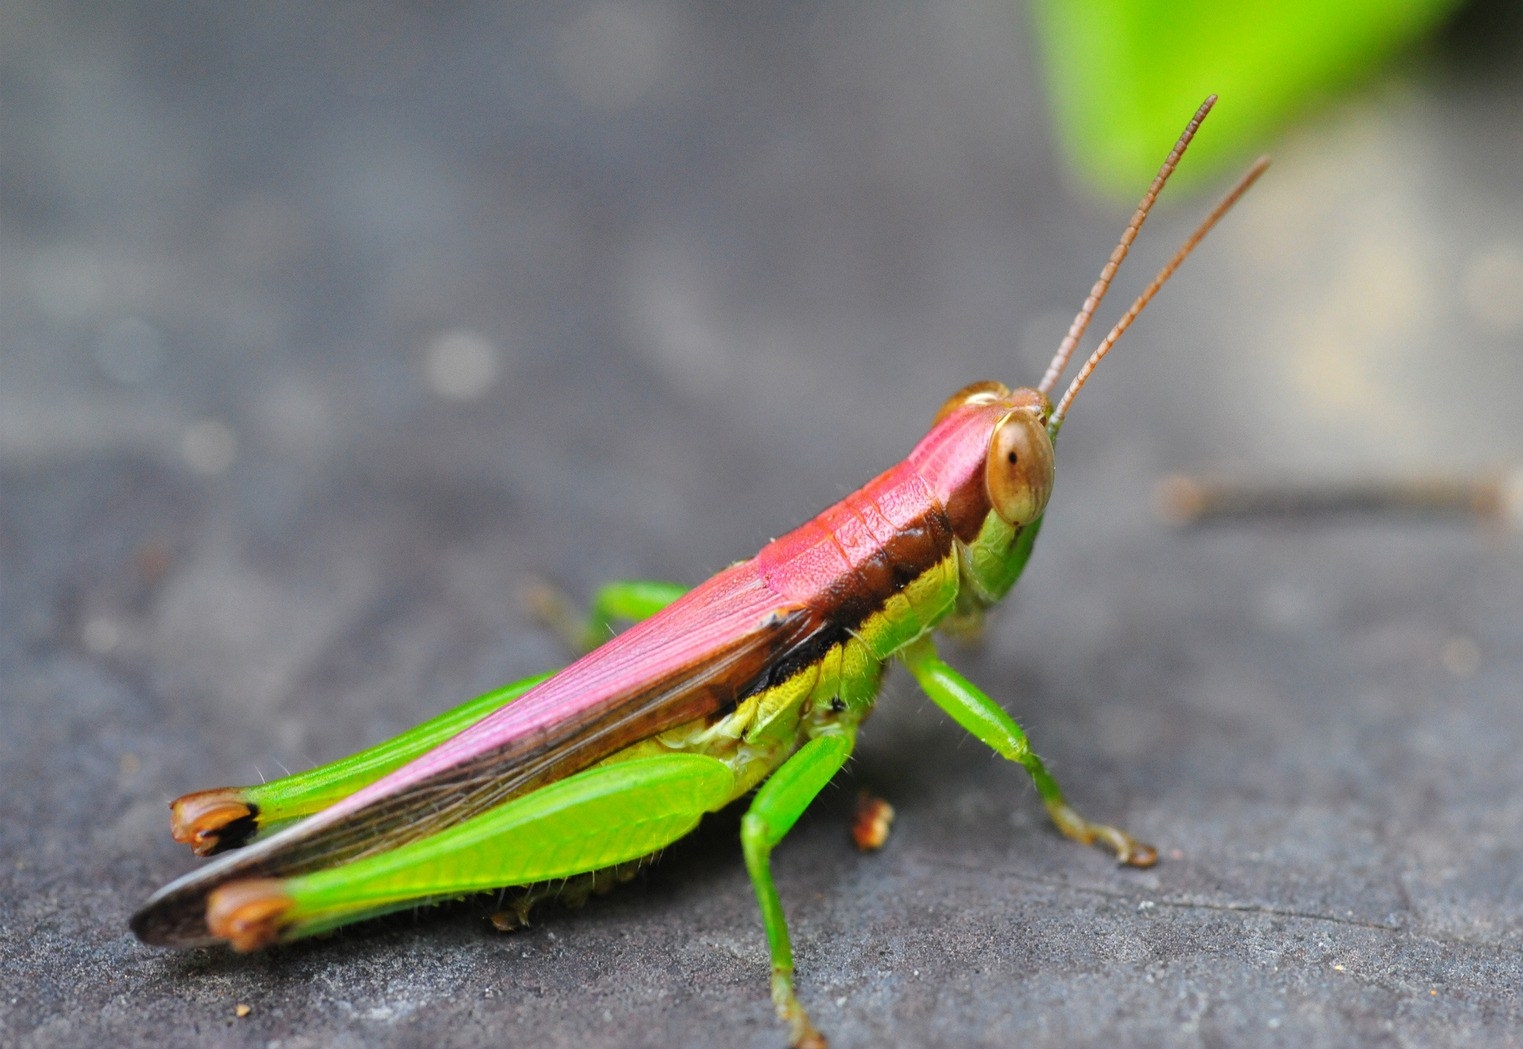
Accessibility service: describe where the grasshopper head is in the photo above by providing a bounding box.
[908,381,1057,608]
[934,380,1055,529]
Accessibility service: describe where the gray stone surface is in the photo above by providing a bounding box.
[3,4,1521,1048]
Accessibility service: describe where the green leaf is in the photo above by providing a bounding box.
[1031,0,1463,195]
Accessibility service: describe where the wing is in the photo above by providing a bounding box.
[132,561,827,946]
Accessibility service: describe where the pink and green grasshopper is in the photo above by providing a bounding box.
[132,98,1266,1048]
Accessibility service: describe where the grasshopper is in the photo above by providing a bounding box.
[132,96,1266,1048]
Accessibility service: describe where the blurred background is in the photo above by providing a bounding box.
[3,3,1520,1048]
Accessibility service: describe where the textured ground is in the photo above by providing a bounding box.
[4,4,1521,1048]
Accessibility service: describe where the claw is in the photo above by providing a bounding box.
[851,791,895,852]
[1119,840,1158,869]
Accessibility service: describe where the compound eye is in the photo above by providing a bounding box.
[985,409,1054,526]
[933,380,1011,425]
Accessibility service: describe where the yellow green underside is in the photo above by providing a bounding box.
[280,550,963,934]
[633,546,964,796]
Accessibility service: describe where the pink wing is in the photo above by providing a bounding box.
[133,562,828,946]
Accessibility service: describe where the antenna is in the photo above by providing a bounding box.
[1048,154,1270,434]
[1036,95,1219,399]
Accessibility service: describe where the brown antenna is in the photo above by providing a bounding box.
[1037,95,1219,399]
[1048,154,1270,434]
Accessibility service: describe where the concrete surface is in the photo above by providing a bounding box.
[3,4,1521,1048]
